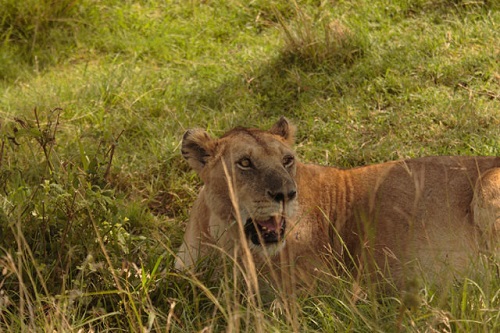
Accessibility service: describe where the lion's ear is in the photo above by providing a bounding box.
[181,128,215,173]
[269,116,296,145]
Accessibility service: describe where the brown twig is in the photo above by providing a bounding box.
[33,107,60,173]
[104,129,124,182]
[0,138,4,170]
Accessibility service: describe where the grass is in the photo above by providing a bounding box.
[0,0,499,331]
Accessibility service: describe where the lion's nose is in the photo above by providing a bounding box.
[267,189,297,202]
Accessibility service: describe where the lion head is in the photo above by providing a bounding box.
[181,117,299,255]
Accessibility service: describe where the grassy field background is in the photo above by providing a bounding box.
[0,0,499,331]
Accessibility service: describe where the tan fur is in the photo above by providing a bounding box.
[175,118,500,290]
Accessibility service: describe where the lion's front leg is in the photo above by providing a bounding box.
[174,226,203,271]
[174,195,212,271]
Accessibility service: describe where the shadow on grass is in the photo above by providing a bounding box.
[181,0,499,125]
[183,16,368,122]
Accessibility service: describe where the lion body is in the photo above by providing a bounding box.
[175,118,500,290]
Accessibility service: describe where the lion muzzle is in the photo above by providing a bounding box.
[244,215,286,246]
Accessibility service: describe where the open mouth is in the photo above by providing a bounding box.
[244,216,286,246]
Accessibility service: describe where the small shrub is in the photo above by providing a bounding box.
[277,6,366,71]
[0,108,160,331]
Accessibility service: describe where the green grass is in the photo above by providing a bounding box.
[0,0,499,331]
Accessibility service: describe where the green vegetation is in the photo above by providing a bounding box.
[0,0,499,331]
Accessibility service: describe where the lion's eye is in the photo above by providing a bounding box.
[283,155,295,168]
[237,158,252,169]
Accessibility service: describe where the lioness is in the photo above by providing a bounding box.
[175,117,499,290]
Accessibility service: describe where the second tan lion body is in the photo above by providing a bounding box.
[281,157,500,288]
[175,118,500,291]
